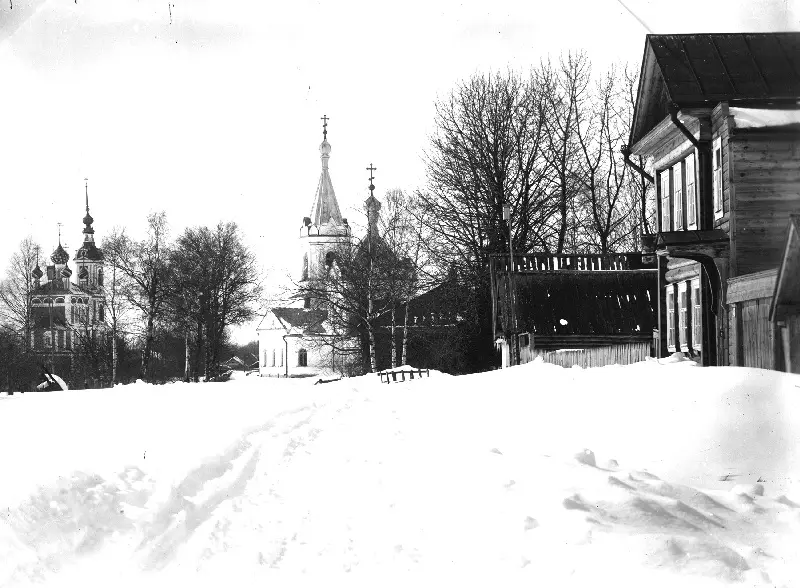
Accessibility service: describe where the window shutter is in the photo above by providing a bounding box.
[660,171,671,232]
[713,137,723,217]
[691,279,702,350]
[673,162,683,230]
[686,153,696,228]
[666,288,676,352]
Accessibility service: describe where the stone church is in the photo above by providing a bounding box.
[29,183,106,377]
[256,121,354,378]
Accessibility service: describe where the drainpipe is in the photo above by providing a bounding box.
[668,103,701,149]
[620,145,654,184]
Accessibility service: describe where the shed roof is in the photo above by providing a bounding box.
[770,215,800,322]
[630,33,800,148]
[498,271,658,339]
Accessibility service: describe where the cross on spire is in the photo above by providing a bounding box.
[57,222,63,245]
[321,114,329,140]
[84,177,89,213]
[366,163,377,196]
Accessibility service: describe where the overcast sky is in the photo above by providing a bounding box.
[1,0,797,341]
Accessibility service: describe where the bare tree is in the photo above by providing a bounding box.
[103,212,172,381]
[100,230,134,384]
[169,222,263,380]
[574,65,636,254]
[0,236,41,351]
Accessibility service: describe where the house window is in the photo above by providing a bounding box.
[271,349,276,367]
[691,278,702,350]
[673,162,683,230]
[71,305,75,323]
[98,305,104,322]
[298,348,308,367]
[279,348,284,367]
[686,153,697,229]
[44,331,52,348]
[66,331,71,351]
[302,253,308,281]
[666,287,676,352]
[678,282,689,351]
[660,170,671,232]
[713,136,723,218]
[304,297,311,309]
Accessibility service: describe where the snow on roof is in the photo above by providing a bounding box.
[730,107,800,130]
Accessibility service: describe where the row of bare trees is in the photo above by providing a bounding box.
[420,52,654,278]
[103,213,264,383]
[407,53,655,370]
[0,215,263,389]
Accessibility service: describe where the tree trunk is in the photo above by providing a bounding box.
[112,328,118,385]
[401,301,409,366]
[184,331,190,382]
[140,308,155,381]
[367,320,377,373]
[390,307,397,368]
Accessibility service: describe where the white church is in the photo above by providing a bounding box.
[256,120,355,378]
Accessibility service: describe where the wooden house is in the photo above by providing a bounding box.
[627,33,800,369]
[490,253,659,368]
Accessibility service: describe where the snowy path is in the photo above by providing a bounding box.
[2,364,800,586]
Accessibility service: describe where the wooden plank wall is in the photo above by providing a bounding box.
[731,134,800,276]
[739,297,774,369]
[529,342,652,369]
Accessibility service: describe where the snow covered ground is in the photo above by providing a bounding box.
[1,358,799,587]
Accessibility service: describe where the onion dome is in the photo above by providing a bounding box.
[319,139,332,157]
[78,266,89,280]
[61,266,73,279]
[51,244,70,265]
[75,242,104,261]
[32,265,43,280]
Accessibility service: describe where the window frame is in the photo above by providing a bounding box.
[666,287,676,352]
[713,136,723,219]
[298,348,308,367]
[673,161,683,230]
[659,169,671,232]
[686,151,697,230]
[691,278,702,350]
[678,281,689,352]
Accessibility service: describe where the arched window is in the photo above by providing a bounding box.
[98,269,104,286]
[71,304,75,323]
[271,349,276,367]
[279,348,284,367]
[298,348,308,367]
[31,298,41,305]
[43,332,52,348]
[55,297,65,304]
[325,251,336,268]
[98,304,105,322]
[302,253,308,281]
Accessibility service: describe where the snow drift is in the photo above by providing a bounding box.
[1,361,799,586]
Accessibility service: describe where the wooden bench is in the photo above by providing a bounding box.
[378,368,430,384]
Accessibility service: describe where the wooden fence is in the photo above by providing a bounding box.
[526,341,652,369]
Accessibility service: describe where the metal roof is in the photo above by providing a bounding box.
[630,33,800,149]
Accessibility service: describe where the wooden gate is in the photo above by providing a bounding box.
[739,297,774,369]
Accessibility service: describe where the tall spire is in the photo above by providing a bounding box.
[82,177,95,240]
[308,116,343,227]
[365,163,381,235]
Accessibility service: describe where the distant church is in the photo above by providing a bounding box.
[29,183,106,377]
[257,119,354,377]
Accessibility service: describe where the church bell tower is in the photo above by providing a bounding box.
[300,116,351,287]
